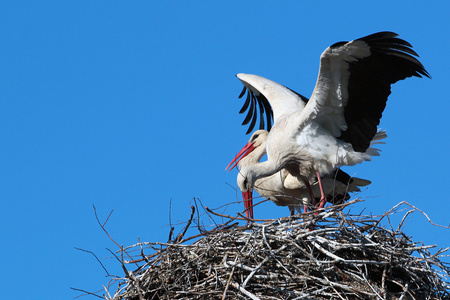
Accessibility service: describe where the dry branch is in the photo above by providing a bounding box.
[95,200,449,299]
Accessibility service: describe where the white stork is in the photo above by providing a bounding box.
[233,32,429,208]
[226,130,372,219]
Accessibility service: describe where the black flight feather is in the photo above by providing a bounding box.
[337,31,430,152]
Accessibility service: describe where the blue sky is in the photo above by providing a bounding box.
[1,2,449,298]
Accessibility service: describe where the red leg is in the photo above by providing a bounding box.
[316,171,326,209]
[303,179,317,208]
[302,180,317,231]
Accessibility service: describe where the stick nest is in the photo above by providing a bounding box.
[104,200,450,299]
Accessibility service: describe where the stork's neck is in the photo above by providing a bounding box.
[238,144,266,168]
[249,159,283,182]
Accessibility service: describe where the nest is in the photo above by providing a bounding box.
[100,200,449,300]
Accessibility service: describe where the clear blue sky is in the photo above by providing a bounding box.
[1,2,449,298]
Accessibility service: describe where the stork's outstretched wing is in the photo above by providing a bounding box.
[301,31,430,152]
[236,73,308,134]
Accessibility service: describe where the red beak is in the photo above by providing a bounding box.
[242,189,254,220]
[225,142,255,172]
[226,141,257,222]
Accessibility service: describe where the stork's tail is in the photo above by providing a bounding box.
[347,177,372,193]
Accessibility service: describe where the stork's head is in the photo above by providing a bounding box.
[225,130,269,171]
[226,130,268,221]
[236,166,256,220]
[236,166,257,192]
[248,129,268,148]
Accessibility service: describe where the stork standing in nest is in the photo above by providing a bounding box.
[227,130,371,219]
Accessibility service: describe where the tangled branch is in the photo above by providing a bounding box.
[98,200,449,299]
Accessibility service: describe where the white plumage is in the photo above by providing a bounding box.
[227,130,371,218]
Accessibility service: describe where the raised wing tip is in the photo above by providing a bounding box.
[236,73,265,81]
[236,73,248,80]
[330,31,400,49]
[236,73,260,90]
[236,73,256,81]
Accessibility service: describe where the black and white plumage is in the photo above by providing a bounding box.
[238,80,308,134]
[234,32,429,208]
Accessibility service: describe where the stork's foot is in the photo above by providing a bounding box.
[317,197,326,209]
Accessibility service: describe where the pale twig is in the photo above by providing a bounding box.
[228,281,261,300]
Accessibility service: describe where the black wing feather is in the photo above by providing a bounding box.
[241,93,254,126]
[247,96,258,134]
[260,94,273,131]
[237,82,308,134]
[338,31,430,152]
[237,85,273,133]
[239,88,251,114]
[257,95,265,131]
[238,86,247,98]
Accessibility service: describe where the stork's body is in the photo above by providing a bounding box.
[234,32,429,207]
[229,130,371,217]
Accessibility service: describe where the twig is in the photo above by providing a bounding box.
[70,287,104,299]
[174,205,195,243]
[93,205,137,267]
[222,256,236,300]
[74,247,110,276]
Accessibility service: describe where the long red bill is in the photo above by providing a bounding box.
[242,190,254,220]
[225,142,255,172]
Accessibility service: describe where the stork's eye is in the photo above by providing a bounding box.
[243,178,248,188]
[251,134,259,142]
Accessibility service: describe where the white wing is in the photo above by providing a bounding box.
[236,73,308,133]
[300,31,429,152]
